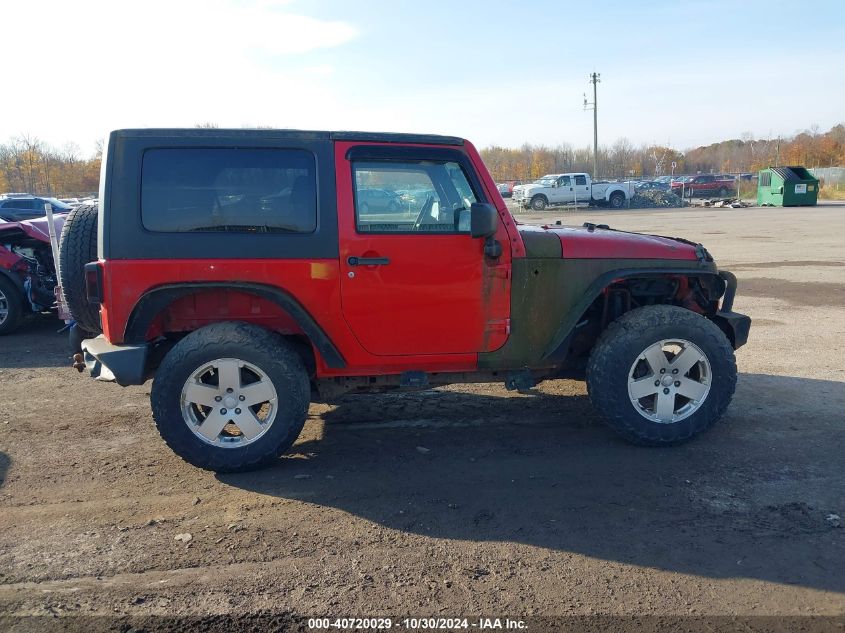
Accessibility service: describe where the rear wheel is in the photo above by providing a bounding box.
[586,305,736,446]
[530,195,548,211]
[151,322,310,472]
[0,276,23,335]
[609,192,626,209]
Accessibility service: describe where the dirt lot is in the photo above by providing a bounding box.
[0,203,843,627]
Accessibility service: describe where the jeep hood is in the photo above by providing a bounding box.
[518,224,702,261]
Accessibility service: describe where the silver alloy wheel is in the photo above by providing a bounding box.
[180,357,278,448]
[627,339,712,424]
[0,287,8,324]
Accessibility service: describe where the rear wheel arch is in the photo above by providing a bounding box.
[125,282,345,369]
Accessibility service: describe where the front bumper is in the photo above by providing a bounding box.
[712,270,751,349]
[81,336,150,386]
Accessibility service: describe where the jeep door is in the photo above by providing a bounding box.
[335,143,510,356]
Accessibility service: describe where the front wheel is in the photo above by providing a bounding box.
[586,305,736,446]
[0,276,24,335]
[151,322,310,472]
[530,195,547,211]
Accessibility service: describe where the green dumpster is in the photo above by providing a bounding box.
[757,166,819,206]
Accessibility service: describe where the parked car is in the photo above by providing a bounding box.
[635,180,670,192]
[496,183,512,198]
[356,188,403,213]
[0,214,65,334]
[69,127,750,472]
[670,175,736,198]
[0,195,72,222]
[512,173,635,210]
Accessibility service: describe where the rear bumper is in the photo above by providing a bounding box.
[81,336,150,386]
[712,270,751,349]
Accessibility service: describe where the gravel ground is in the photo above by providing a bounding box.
[0,203,843,629]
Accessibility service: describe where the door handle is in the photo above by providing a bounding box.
[348,256,390,266]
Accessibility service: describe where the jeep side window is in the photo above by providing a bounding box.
[575,175,587,186]
[141,148,317,233]
[558,176,571,187]
[352,160,477,233]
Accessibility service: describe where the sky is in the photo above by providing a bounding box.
[2,0,843,156]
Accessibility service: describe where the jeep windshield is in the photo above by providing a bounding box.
[533,177,557,186]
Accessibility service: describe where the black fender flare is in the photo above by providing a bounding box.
[124,282,346,368]
[541,267,726,363]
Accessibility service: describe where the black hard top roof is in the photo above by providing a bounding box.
[112,128,465,146]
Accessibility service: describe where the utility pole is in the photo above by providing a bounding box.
[584,72,600,177]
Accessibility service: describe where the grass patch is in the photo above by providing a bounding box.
[819,184,845,200]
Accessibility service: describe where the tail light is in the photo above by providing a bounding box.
[84,261,104,304]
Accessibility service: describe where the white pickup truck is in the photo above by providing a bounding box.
[512,173,634,210]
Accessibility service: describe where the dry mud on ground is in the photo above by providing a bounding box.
[0,204,843,627]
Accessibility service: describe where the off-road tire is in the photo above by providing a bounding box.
[586,305,736,446]
[151,322,310,472]
[58,204,101,334]
[609,192,626,209]
[530,195,548,211]
[0,276,24,335]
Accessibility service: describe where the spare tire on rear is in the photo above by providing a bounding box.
[58,204,102,334]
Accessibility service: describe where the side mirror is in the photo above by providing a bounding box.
[470,202,498,239]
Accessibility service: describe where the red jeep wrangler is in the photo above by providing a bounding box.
[65,128,750,472]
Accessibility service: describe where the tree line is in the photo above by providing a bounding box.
[2,123,843,196]
[0,135,101,197]
[480,123,845,182]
